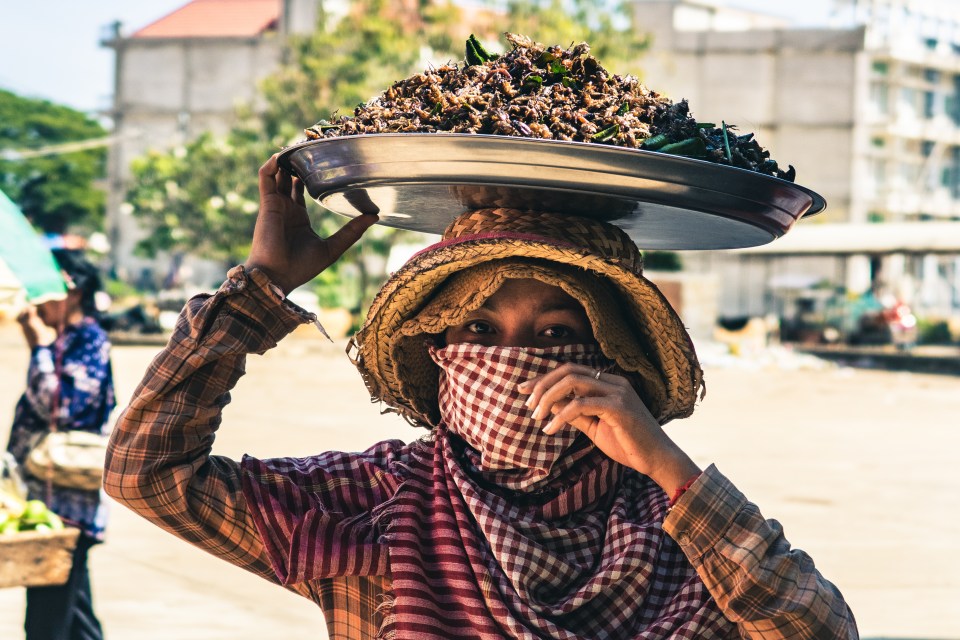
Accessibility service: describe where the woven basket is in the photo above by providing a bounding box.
[0,527,79,589]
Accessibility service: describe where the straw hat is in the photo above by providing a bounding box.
[348,208,703,428]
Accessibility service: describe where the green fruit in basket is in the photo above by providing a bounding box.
[34,523,51,533]
[1,519,19,535]
[44,513,64,530]
[22,499,49,522]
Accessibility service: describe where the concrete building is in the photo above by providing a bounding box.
[633,0,960,325]
[100,0,329,287]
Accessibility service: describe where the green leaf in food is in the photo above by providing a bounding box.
[466,39,484,66]
[592,123,620,143]
[697,122,715,129]
[658,137,708,157]
[641,133,670,150]
[538,51,558,64]
[466,34,496,66]
[721,121,732,163]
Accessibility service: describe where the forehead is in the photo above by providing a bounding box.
[481,278,584,312]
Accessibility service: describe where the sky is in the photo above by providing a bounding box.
[0,0,838,118]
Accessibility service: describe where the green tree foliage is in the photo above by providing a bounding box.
[502,0,649,69]
[126,125,271,266]
[0,89,107,233]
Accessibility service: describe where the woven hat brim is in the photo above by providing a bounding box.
[350,235,702,427]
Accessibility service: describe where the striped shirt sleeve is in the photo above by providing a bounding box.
[103,266,316,591]
[663,464,859,639]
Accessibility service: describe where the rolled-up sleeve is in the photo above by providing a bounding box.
[663,464,859,639]
[103,266,315,585]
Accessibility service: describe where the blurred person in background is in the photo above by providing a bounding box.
[6,248,115,640]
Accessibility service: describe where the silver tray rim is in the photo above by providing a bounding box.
[278,133,827,246]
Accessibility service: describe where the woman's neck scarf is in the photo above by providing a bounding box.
[379,343,734,638]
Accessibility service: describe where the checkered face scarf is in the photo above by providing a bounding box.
[429,342,611,491]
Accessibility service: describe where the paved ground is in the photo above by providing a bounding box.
[1,322,958,639]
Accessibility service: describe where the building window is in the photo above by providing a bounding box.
[923,91,937,118]
[872,60,889,75]
[869,158,887,188]
[950,75,960,125]
[899,87,918,118]
[950,147,960,199]
[900,161,921,184]
[870,82,889,114]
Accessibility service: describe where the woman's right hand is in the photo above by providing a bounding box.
[244,154,378,295]
[17,305,57,349]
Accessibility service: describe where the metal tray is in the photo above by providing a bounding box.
[278,133,825,250]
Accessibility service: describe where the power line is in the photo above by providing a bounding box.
[0,131,141,161]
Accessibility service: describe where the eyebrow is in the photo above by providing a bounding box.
[481,296,585,315]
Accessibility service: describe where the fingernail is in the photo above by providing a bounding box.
[542,418,557,434]
[531,405,542,420]
[518,379,532,392]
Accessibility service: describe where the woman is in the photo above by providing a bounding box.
[7,248,114,640]
[104,155,858,638]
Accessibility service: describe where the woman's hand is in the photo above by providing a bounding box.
[17,305,57,349]
[519,364,701,496]
[244,154,379,295]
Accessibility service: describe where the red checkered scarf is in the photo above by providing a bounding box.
[379,344,734,638]
[429,343,611,491]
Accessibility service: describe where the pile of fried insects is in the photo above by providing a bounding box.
[303,33,795,181]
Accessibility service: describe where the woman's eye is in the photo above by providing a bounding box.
[465,320,494,335]
[542,326,572,339]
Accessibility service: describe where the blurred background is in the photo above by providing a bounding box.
[1,0,959,638]
[2,0,959,358]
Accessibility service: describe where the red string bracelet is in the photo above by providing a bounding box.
[668,472,703,508]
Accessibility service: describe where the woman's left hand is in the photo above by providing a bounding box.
[519,364,700,495]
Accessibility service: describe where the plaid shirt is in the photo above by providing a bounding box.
[104,266,858,639]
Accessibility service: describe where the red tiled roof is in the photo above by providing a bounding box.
[132,0,280,39]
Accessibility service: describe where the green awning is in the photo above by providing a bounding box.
[0,189,67,302]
